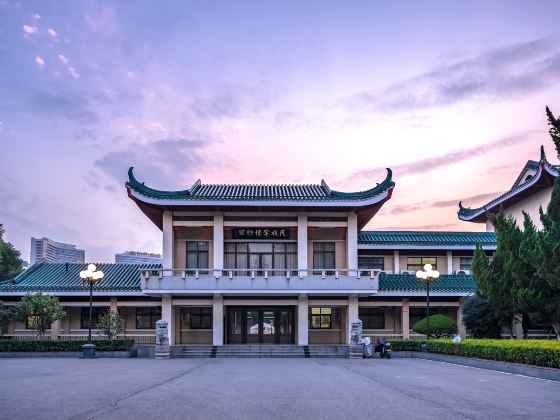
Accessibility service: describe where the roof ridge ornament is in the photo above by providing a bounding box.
[320,179,331,194]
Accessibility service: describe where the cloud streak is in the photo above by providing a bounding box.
[352,130,538,179]
[387,192,501,216]
[344,38,560,113]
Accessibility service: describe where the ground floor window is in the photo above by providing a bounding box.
[309,307,341,329]
[136,307,162,329]
[180,307,212,329]
[359,307,385,329]
[80,307,109,329]
[407,257,437,272]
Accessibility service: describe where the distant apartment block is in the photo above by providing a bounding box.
[115,251,163,264]
[30,237,85,264]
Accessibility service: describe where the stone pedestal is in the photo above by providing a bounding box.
[155,319,170,359]
[81,343,96,358]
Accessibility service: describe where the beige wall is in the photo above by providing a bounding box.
[174,227,214,269]
[488,187,553,231]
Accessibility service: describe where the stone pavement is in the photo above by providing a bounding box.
[1,357,559,419]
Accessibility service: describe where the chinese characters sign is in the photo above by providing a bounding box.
[232,227,290,240]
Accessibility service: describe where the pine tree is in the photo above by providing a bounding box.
[0,224,23,281]
[546,106,560,159]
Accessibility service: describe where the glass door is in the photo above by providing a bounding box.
[262,310,276,344]
[278,309,293,344]
[246,310,260,343]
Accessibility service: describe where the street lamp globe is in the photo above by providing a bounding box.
[416,264,440,340]
[80,264,105,358]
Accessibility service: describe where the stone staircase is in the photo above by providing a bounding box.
[171,345,349,358]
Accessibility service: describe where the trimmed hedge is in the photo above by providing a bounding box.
[386,339,560,369]
[0,339,135,352]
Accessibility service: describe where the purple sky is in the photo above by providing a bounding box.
[1,0,559,262]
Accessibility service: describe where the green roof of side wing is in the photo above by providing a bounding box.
[358,231,496,247]
[379,273,476,293]
[0,263,160,293]
[126,167,395,202]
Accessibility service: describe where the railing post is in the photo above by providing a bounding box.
[181,270,186,279]
[251,270,255,279]
[229,270,233,279]
[264,270,268,279]
[321,270,325,279]
[286,270,290,279]
[335,270,339,279]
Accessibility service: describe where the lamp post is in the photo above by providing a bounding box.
[415,264,439,339]
[79,264,104,358]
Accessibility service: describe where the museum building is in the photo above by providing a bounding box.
[0,167,499,347]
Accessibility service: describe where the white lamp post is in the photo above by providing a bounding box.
[79,264,104,358]
[416,264,439,339]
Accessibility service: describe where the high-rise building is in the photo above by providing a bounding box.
[30,237,85,264]
[115,251,163,264]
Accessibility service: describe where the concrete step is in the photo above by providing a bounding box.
[171,344,350,358]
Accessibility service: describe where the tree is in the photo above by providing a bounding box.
[412,314,457,338]
[97,311,124,340]
[0,303,13,336]
[546,106,560,159]
[14,293,65,337]
[0,224,23,280]
[461,295,501,338]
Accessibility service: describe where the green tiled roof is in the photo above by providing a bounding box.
[126,167,395,202]
[459,147,559,221]
[358,231,496,246]
[379,273,476,293]
[0,263,160,293]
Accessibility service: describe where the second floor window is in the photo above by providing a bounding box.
[186,241,209,272]
[358,256,384,274]
[313,242,335,273]
[459,257,473,271]
[407,257,437,272]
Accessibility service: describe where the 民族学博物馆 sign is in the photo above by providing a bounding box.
[232,227,290,240]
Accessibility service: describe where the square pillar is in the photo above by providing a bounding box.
[213,212,224,275]
[402,299,410,339]
[347,295,359,344]
[161,296,174,345]
[110,297,118,313]
[50,319,61,340]
[297,295,308,345]
[213,295,224,345]
[393,251,400,274]
[457,302,466,337]
[447,251,453,275]
[297,212,308,275]
[162,210,173,275]
[347,212,358,276]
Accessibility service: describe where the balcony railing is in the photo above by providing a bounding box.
[140,268,380,294]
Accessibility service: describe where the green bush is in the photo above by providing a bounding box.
[0,339,134,352]
[412,314,458,338]
[385,338,560,368]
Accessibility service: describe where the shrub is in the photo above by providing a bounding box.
[0,304,13,336]
[386,338,560,369]
[14,293,65,336]
[0,339,134,352]
[412,314,458,338]
[98,312,124,340]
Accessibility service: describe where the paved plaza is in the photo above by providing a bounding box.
[1,357,559,419]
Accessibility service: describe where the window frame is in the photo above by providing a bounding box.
[186,241,209,274]
[459,257,473,271]
[135,307,162,330]
[80,307,109,330]
[406,257,437,272]
[359,307,386,329]
[309,307,341,330]
[312,242,336,274]
[188,307,212,330]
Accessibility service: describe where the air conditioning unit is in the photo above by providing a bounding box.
[380,270,393,275]
[455,270,471,275]
[401,270,416,275]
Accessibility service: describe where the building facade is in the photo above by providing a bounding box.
[0,168,496,346]
[30,237,85,264]
[115,251,163,265]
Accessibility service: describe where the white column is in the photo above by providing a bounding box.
[347,212,358,276]
[213,295,224,345]
[161,295,174,345]
[347,295,359,344]
[393,250,400,274]
[297,295,309,345]
[297,212,308,276]
[50,319,61,340]
[213,211,224,275]
[162,210,173,276]
[447,251,453,275]
[457,302,466,337]
[110,297,118,313]
[402,299,410,339]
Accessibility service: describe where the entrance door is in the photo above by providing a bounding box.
[226,307,295,344]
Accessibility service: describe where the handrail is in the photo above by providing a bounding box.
[140,268,383,279]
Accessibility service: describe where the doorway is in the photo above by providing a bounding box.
[226,306,295,344]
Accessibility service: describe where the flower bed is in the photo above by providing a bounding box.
[0,339,135,352]
[387,339,560,369]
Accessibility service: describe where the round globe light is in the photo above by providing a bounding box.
[433,270,440,279]
[97,271,104,279]
[416,270,423,279]
[424,264,432,271]
[88,264,96,272]
[79,271,87,279]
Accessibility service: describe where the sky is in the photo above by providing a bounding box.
[1,0,559,263]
